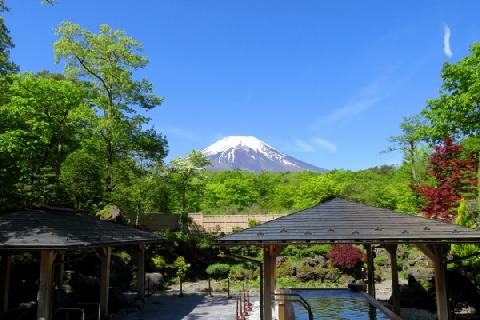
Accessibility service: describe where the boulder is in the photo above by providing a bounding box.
[393,274,435,310]
[145,272,164,291]
[303,255,327,268]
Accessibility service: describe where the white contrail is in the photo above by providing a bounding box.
[443,24,453,58]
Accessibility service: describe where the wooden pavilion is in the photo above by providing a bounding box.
[0,207,165,320]
[217,198,480,320]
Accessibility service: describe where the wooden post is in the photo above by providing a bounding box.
[259,264,264,320]
[227,277,230,298]
[384,244,400,315]
[1,254,12,313]
[136,245,145,299]
[364,244,375,298]
[37,250,56,320]
[417,244,449,320]
[277,288,286,320]
[99,247,112,317]
[208,277,212,297]
[54,252,65,287]
[263,245,278,320]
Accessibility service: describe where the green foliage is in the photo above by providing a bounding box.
[152,255,167,270]
[281,244,332,260]
[0,0,18,75]
[96,204,119,220]
[173,256,191,281]
[54,22,166,196]
[60,149,103,211]
[0,72,90,207]
[167,150,211,227]
[451,199,480,267]
[206,263,230,279]
[304,244,332,257]
[115,251,132,264]
[423,43,480,139]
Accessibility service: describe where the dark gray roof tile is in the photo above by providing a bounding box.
[217,198,480,245]
[0,209,165,250]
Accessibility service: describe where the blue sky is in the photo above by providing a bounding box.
[5,1,480,170]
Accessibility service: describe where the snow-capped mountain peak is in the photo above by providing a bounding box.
[203,136,280,156]
[201,136,326,173]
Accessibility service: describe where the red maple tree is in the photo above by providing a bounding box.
[327,244,365,270]
[412,137,478,222]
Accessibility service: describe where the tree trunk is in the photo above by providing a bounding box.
[136,201,141,225]
[106,140,113,195]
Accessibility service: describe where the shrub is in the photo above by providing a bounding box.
[229,264,246,280]
[304,244,332,257]
[327,244,364,270]
[206,263,231,279]
[152,255,167,270]
[281,245,303,259]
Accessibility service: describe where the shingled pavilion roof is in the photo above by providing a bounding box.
[0,208,165,250]
[217,198,480,245]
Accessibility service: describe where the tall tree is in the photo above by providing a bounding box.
[422,43,480,208]
[423,43,480,139]
[0,72,90,207]
[0,0,18,75]
[386,115,429,185]
[54,22,166,197]
[168,150,210,225]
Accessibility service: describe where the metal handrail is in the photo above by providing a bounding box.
[273,292,313,320]
[54,307,85,320]
[77,302,100,320]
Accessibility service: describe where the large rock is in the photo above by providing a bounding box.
[145,272,164,292]
[303,255,327,268]
[393,274,435,310]
[448,270,480,313]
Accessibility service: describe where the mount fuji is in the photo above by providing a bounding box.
[201,136,327,172]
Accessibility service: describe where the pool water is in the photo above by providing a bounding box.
[292,289,390,320]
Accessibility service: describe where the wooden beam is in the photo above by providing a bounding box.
[384,244,400,315]
[37,250,56,320]
[1,254,12,313]
[99,247,112,317]
[263,245,278,320]
[136,244,145,299]
[364,244,375,298]
[416,244,449,320]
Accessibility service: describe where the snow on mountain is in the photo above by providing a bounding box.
[202,136,327,172]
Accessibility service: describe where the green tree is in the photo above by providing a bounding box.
[451,199,480,267]
[0,0,18,75]
[60,149,103,211]
[113,162,170,224]
[423,43,480,139]
[386,115,429,185]
[0,73,90,207]
[173,256,191,297]
[168,150,210,224]
[54,22,166,197]
[422,43,480,208]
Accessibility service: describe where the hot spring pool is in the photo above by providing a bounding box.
[292,289,390,320]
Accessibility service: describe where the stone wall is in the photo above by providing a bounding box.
[139,213,179,231]
[140,212,285,233]
[189,213,285,233]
